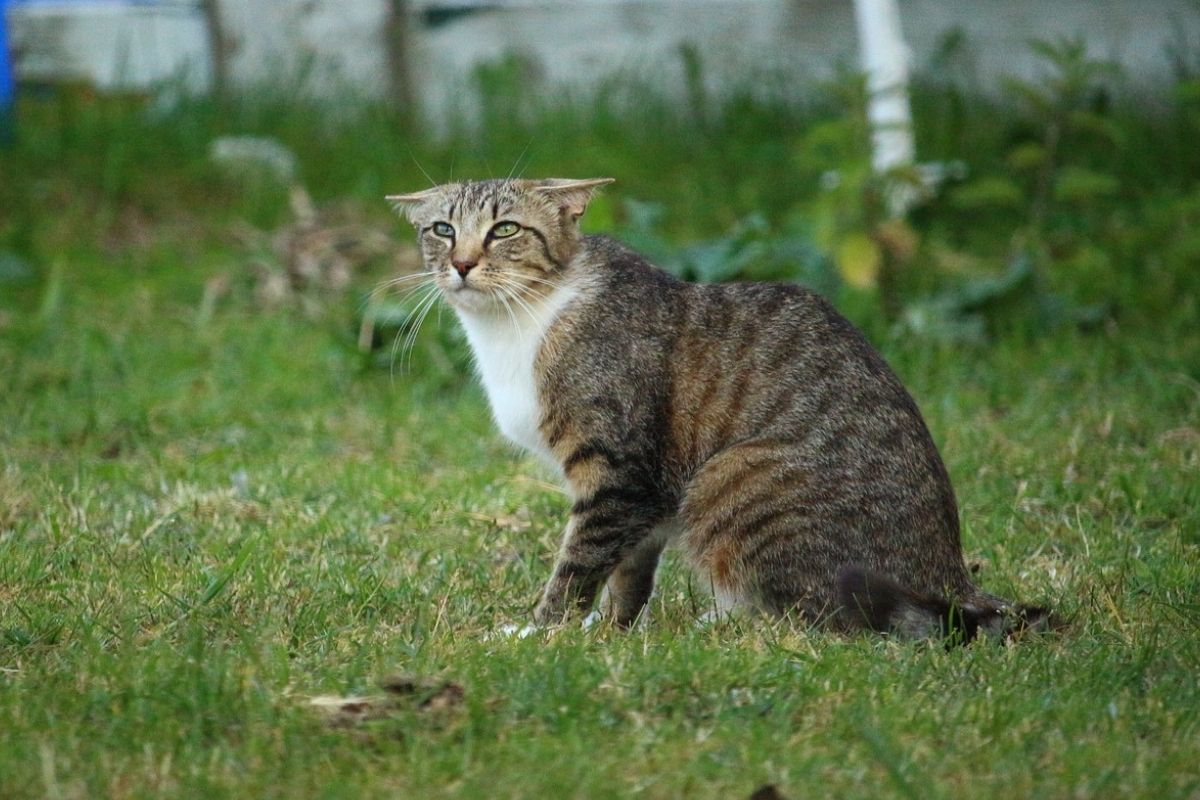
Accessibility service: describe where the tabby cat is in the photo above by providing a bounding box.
[388,178,1051,640]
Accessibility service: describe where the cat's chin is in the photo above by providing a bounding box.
[440,285,498,314]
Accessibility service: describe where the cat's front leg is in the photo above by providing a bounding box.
[533,495,663,626]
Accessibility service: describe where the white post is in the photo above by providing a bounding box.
[853,0,915,211]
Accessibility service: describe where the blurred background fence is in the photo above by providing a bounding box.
[6,1,1200,120]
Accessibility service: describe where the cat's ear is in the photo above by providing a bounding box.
[385,187,442,224]
[532,178,615,220]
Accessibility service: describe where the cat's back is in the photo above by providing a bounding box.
[576,234,880,366]
[571,237,917,421]
[561,236,945,475]
[564,236,924,435]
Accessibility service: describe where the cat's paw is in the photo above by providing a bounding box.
[533,597,569,626]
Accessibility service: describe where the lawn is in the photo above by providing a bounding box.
[2,66,1199,797]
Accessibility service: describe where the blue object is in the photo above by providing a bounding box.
[0,2,13,111]
[0,1,13,145]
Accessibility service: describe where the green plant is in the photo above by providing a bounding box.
[922,37,1125,339]
[617,199,838,295]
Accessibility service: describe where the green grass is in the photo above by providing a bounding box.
[2,227,1198,799]
[2,65,1200,796]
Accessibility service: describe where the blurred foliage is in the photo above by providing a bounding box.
[618,201,838,297]
[1,32,1199,349]
[914,36,1129,340]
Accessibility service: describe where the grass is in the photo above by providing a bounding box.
[2,61,1200,797]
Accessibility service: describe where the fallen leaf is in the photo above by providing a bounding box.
[309,675,466,728]
[380,674,466,711]
[308,694,393,727]
[465,507,533,533]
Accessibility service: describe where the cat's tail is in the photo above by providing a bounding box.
[836,566,1056,643]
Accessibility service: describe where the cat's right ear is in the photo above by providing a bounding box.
[385,187,441,225]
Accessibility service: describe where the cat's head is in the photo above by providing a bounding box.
[387,178,612,312]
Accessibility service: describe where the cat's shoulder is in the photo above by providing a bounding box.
[580,235,679,286]
[574,235,851,336]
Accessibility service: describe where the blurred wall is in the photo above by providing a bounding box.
[8,1,209,90]
[7,0,1200,108]
[216,0,390,96]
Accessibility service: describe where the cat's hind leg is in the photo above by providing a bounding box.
[678,440,833,621]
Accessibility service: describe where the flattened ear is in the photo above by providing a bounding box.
[385,186,443,224]
[532,178,615,220]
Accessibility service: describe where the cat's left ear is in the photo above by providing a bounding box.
[533,178,615,220]
[385,187,442,224]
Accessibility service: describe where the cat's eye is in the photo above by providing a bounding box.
[491,221,520,239]
[432,222,455,237]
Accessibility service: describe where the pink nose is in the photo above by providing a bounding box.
[453,259,477,278]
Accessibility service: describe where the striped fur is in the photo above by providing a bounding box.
[389,178,1052,638]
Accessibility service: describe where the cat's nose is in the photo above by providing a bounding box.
[452,259,477,278]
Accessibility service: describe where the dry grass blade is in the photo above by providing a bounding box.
[308,675,466,728]
[379,674,466,711]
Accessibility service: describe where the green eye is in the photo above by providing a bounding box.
[432,222,455,237]
[491,221,520,238]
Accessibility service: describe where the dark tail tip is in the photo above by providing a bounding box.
[1005,604,1061,638]
[838,566,954,639]
[837,566,1057,644]
[837,566,913,633]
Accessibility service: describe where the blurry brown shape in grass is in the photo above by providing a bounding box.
[233,185,412,315]
[309,674,465,728]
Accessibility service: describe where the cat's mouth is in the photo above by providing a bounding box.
[445,280,483,295]
[439,277,499,311]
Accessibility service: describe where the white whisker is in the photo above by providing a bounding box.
[507,138,535,181]
[398,288,443,376]
[494,285,522,339]
[516,273,568,293]
[408,150,438,188]
[497,280,543,331]
[388,284,436,378]
[361,273,438,315]
[389,284,442,381]
[489,274,539,321]
[402,295,440,373]
[370,271,438,295]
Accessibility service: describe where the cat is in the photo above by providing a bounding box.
[387,177,1052,641]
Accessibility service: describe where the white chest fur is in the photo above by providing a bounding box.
[455,286,578,465]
